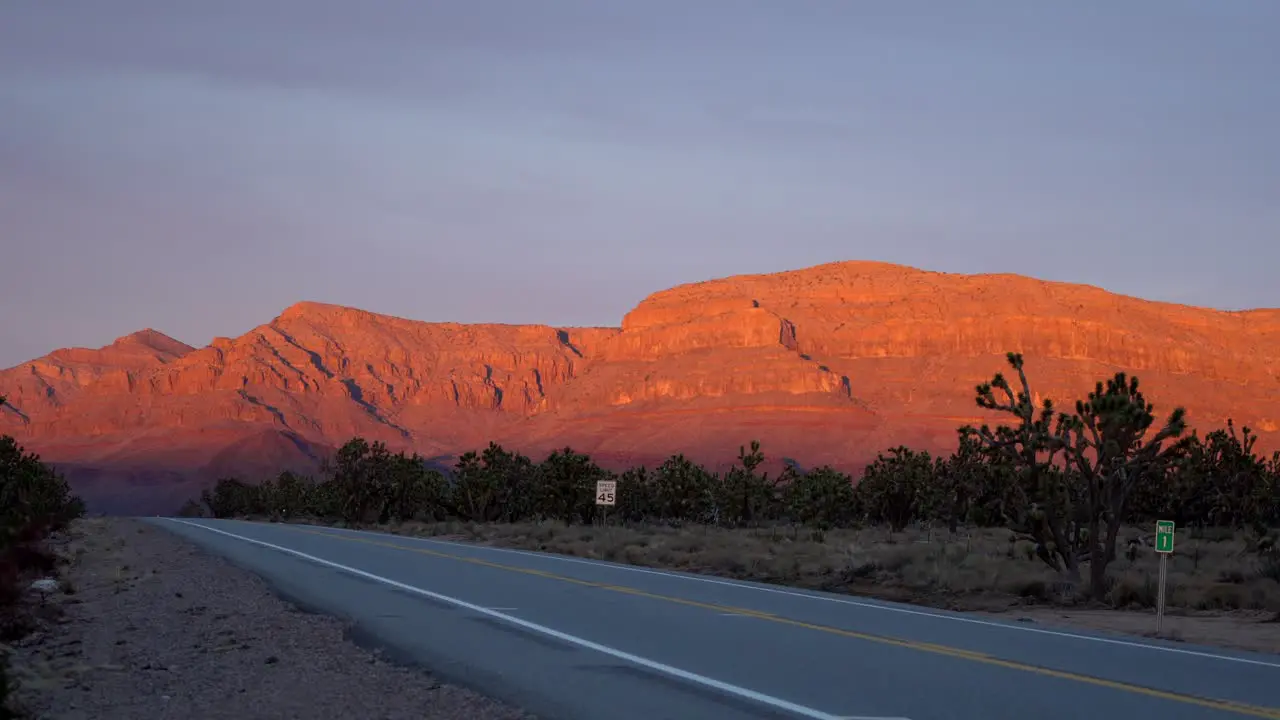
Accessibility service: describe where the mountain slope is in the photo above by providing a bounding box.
[3,261,1277,513]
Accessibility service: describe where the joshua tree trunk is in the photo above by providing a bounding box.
[1104,516,1122,565]
[1088,515,1108,600]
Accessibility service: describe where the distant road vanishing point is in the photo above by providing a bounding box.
[156,519,1280,720]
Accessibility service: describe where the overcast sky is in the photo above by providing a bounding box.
[2,1,1277,367]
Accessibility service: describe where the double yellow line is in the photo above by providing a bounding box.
[283,525,1280,719]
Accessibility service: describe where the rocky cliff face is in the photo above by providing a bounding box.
[1,329,193,413]
[2,301,595,462]
[3,261,1276,512]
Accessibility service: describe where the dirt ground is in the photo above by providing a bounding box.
[991,606,1280,652]
[3,518,533,720]
[359,517,1280,655]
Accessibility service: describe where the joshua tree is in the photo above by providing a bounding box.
[963,353,1082,580]
[965,352,1189,600]
[856,446,934,533]
[1056,371,1189,596]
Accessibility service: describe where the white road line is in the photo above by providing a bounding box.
[302,522,1280,669]
[166,519,908,720]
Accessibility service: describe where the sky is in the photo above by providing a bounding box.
[1,1,1278,368]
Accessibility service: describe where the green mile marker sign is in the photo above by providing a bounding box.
[1155,520,1175,554]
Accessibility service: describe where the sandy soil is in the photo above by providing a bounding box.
[982,606,1280,654]
[4,518,534,720]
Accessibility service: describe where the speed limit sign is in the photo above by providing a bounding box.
[595,480,616,506]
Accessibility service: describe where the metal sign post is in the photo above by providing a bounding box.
[1155,520,1175,636]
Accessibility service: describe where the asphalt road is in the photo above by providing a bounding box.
[153,518,1280,720]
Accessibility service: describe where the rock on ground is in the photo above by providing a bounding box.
[6,518,533,720]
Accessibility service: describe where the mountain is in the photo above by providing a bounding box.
[3,261,1278,514]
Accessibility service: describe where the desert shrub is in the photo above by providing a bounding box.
[193,417,1279,546]
[784,465,857,529]
[0,395,87,713]
[200,478,263,518]
[713,441,785,527]
[536,448,611,525]
[854,447,934,532]
[451,443,538,523]
[0,436,84,541]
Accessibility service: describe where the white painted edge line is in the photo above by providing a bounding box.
[303,523,1280,669]
[166,519,908,720]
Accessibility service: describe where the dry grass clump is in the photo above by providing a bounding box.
[358,520,1052,609]
[1104,528,1280,613]
[349,519,1280,615]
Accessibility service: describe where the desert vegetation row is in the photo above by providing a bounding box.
[0,394,86,717]
[190,354,1280,615]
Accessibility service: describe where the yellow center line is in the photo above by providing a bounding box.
[284,525,1280,719]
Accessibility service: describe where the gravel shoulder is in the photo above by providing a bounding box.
[6,518,533,720]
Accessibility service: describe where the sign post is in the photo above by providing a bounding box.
[595,480,616,526]
[1155,520,1175,635]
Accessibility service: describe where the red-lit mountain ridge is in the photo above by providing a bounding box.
[3,261,1277,513]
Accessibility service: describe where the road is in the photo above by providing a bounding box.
[153,518,1280,720]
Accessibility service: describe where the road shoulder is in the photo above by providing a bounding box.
[5,518,533,720]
